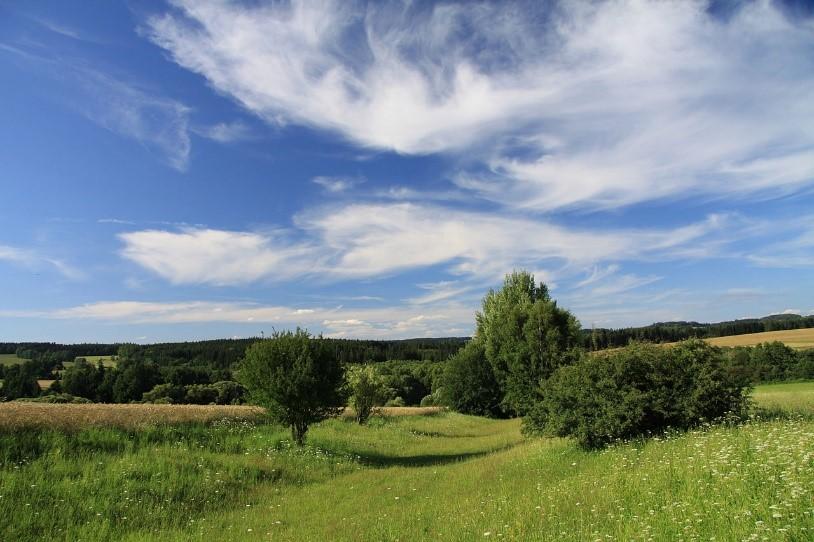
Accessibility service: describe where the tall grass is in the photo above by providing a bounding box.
[2,387,812,541]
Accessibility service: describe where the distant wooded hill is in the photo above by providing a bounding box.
[1,313,812,364]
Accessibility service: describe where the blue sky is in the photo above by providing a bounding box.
[1,0,813,343]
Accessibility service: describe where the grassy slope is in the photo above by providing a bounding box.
[1,387,813,542]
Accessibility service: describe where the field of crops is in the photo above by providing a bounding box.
[705,327,814,349]
[1,384,812,541]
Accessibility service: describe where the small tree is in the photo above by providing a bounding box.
[1,362,40,400]
[62,359,99,400]
[347,364,388,424]
[238,330,345,445]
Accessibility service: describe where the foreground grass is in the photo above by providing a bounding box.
[2,391,813,541]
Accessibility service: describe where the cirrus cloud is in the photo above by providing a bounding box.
[146,0,814,209]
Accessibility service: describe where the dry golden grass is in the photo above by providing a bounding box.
[704,328,814,349]
[341,406,444,418]
[37,379,55,390]
[591,327,814,356]
[0,404,443,431]
[0,403,266,431]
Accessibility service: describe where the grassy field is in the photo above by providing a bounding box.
[752,381,814,414]
[62,355,118,369]
[1,391,812,541]
[705,328,814,349]
[0,353,29,365]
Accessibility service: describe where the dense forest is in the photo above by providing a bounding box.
[0,337,467,366]
[3,312,812,362]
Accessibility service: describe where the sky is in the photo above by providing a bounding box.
[1,0,813,344]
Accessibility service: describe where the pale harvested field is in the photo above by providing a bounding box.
[0,404,442,430]
[0,403,266,430]
[704,327,814,349]
[592,327,814,355]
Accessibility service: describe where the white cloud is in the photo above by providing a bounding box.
[587,274,662,297]
[406,281,478,305]
[118,228,317,285]
[6,299,478,339]
[118,202,729,287]
[147,0,814,208]
[747,218,814,268]
[75,70,191,171]
[575,264,620,289]
[312,176,364,193]
[195,121,253,143]
[0,43,191,171]
[0,244,83,280]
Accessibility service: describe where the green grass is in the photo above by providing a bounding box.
[62,355,118,369]
[0,353,29,366]
[2,386,813,541]
[752,381,814,415]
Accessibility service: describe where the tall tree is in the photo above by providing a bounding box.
[476,271,581,415]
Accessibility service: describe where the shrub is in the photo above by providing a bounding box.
[143,383,185,404]
[347,365,388,424]
[526,340,751,449]
[14,393,92,404]
[438,340,504,417]
[385,396,406,407]
[419,394,435,407]
[210,380,247,405]
[237,329,345,445]
[184,384,219,405]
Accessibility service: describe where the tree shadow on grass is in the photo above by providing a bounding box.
[353,443,519,468]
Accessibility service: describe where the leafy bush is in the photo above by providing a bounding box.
[143,383,185,404]
[526,340,751,449]
[210,380,247,405]
[347,365,388,424]
[184,384,220,405]
[385,396,406,407]
[237,330,345,445]
[15,393,92,404]
[438,341,504,417]
[419,394,436,407]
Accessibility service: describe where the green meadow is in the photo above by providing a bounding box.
[1,383,812,541]
[0,353,29,366]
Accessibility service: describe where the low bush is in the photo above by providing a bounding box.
[385,396,406,407]
[526,340,751,449]
[14,393,92,404]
